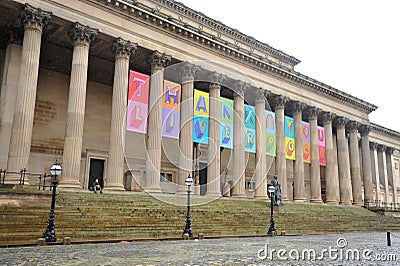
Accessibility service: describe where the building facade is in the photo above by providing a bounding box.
[0,0,399,205]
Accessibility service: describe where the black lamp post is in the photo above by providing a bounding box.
[42,160,62,242]
[267,184,277,235]
[183,175,193,237]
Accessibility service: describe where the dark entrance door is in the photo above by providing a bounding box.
[199,163,207,196]
[88,158,105,191]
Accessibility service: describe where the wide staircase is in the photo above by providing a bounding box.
[1,187,400,246]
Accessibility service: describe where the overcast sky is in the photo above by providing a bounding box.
[178,0,400,132]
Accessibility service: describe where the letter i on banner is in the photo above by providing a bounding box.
[127,70,149,134]
[302,121,311,163]
[318,126,326,166]
[265,110,276,156]
[162,80,181,139]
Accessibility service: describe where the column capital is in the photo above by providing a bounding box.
[255,88,267,103]
[322,112,336,125]
[272,94,289,110]
[209,72,226,90]
[359,124,371,136]
[369,141,378,150]
[307,106,321,120]
[386,146,394,155]
[377,144,386,152]
[180,62,199,83]
[146,50,171,71]
[3,25,24,46]
[111,37,137,59]
[21,4,52,31]
[347,120,360,133]
[68,22,98,46]
[335,116,348,129]
[289,100,306,114]
[233,80,249,97]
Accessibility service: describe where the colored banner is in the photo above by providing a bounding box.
[244,104,256,153]
[285,116,295,160]
[318,126,326,166]
[161,80,181,139]
[302,121,311,163]
[265,110,276,156]
[127,70,149,134]
[193,116,209,144]
[220,97,234,148]
[194,90,209,117]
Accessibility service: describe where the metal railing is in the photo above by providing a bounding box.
[0,168,27,186]
[363,200,400,211]
[0,168,54,190]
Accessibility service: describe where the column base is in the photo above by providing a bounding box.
[325,200,339,205]
[58,180,82,190]
[231,194,246,198]
[254,195,268,200]
[339,201,352,205]
[352,201,364,206]
[144,187,162,193]
[310,198,323,203]
[293,198,306,203]
[103,185,125,191]
[205,191,221,197]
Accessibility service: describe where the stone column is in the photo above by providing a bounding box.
[386,147,397,204]
[59,23,98,189]
[309,107,322,203]
[377,145,390,204]
[348,121,363,205]
[0,26,23,168]
[177,63,199,194]
[336,117,352,205]
[332,134,341,203]
[359,125,374,203]
[323,112,337,204]
[104,38,137,191]
[145,51,171,193]
[292,101,306,202]
[273,95,289,200]
[6,5,51,182]
[207,72,225,196]
[371,142,381,201]
[255,89,267,199]
[231,81,247,197]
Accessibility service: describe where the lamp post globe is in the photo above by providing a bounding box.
[42,160,62,242]
[183,175,193,237]
[267,185,277,235]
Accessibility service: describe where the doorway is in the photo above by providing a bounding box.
[88,158,105,191]
[199,163,207,196]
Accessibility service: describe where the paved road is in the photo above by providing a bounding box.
[1,232,399,265]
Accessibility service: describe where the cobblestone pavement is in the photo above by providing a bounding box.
[1,232,399,265]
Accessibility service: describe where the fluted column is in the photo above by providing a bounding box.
[332,133,341,202]
[231,81,247,197]
[371,142,381,201]
[59,23,98,189]
[207,72,225,196]
[336,117,352,205]
[145,51,171,192]
[309,107,322,203]
[177,63,199,194]
[359,125,374,202]
[104,38,137,191]
[386,147,397,204]
[7,5,51,182]
[323,112,337,204]
[292,101,306,202]
[273,95,289,200]
[0,26,23,168]
[255,89,267,199]
[377,145,390,204]
[348,121,363,205]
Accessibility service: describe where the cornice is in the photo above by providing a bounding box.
[371,123,400,141]
[97,0,378,114]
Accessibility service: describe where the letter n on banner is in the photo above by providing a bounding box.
[220,97,234,149]
[302,121,311,163]
[127,70,149,133]
[318,126,326,166]
[244,104,256,153]
[162,80,181,139]
[285,116,295,160]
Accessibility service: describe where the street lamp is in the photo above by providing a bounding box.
[267,184,277,235]
[42,160,62,242]
[183,175,193,237]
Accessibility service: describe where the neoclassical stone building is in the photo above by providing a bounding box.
[0,0,399,205]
